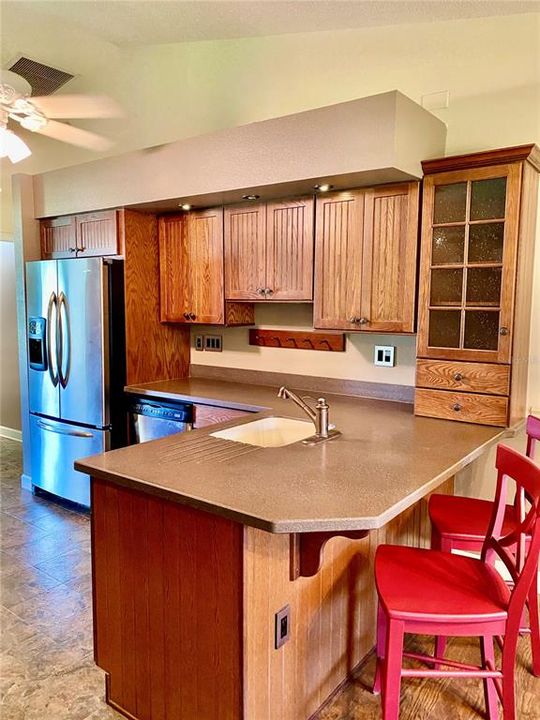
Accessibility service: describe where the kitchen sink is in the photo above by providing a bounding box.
[210,416,314,448]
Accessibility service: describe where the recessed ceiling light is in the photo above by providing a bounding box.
[314,184,333,192]
[179,203,192,210]
[242,194,260,201]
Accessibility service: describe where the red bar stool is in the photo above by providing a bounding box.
[373,444,540,720]
[428,414,540,676]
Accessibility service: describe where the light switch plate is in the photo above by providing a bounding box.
[204,334,222,352]
[374,345,395,367]
[275,605,290,649]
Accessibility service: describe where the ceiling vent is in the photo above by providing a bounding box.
[7,56,74,96]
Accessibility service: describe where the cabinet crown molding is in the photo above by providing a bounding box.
[422,144,540,175]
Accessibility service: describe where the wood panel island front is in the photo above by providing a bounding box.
[75,378,510,720]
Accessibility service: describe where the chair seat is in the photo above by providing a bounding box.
[375,544,510,622]
[429,493,518,542]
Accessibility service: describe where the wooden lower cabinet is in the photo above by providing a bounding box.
[91,476,453,720]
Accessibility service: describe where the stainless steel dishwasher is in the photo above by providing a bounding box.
[127,395,194,443]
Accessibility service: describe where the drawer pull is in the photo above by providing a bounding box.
[453,403,462,412]
[453,372,463,382]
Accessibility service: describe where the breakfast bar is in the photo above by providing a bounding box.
[76,378,509,720]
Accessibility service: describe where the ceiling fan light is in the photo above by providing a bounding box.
[0,128,31,163]
[19,114,47,132]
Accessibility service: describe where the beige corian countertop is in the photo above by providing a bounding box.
[74,377,509,533]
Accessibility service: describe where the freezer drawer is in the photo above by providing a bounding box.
[30,414,109,506]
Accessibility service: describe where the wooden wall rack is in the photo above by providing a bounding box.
[249,329,345,352]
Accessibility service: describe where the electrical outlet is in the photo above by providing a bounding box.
[275,605,290,649]
[374,345,395,367]
[204,334,222,352]
[195,335,204,351]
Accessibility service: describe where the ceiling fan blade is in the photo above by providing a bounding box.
[35,120,113,151]
[30,94,123,119]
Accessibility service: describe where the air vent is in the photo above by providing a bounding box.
[8,56,74,96]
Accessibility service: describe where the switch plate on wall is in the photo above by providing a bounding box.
[275,605,290,649]
[374,345,395,367]
[204,334,222,352]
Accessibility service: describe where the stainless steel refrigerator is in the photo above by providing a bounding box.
[26,257,126,506]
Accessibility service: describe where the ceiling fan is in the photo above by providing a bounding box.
[0,69,122,163]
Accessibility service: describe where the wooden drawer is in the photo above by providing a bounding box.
[416,360,511,396]
[193,404,251,429]
[415,389,508,427]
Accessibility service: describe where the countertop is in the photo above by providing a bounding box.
[75,377,509,533]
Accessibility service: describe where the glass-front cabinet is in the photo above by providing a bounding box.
[417,164,521,364]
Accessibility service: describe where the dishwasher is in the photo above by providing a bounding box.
[127,395,194,444]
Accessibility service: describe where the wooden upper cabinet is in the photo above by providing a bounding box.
[314,182,419,332]
[313,190,365,330]
[416,164,521,363]
[224,204,266,300]
[224,197,314,301]
[41,210,119,259]
[40,216,77,258]
[159,209,224,324]
[266,197,314,300]
[361,183,419,332]
[76,210,118,257]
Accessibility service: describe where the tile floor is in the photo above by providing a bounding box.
[1,437,121,720]
[1,436,538,720]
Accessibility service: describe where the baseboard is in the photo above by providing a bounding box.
[0,425,22,442]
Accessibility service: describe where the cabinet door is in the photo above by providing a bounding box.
[158,214,192,322]
[76,210,118,257]
[159,210,224,324]
[188,208,225,324]
[224,204,266,300]
[417,164,521,363]
[361,183,419,332]
[266,197,314,300]
[313,190,366,330]
[40,216,77,259]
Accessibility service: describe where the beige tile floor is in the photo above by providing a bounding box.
[1,436,538,720]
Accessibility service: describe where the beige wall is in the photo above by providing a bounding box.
[0,239,21,432]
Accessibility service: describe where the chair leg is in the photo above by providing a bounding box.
[373,602,386,695]
[501,628,519,720]
[527,568,540,677]
[382,618,405,720]
[481,635,499,720]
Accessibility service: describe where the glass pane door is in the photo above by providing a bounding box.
[427,175,507,354]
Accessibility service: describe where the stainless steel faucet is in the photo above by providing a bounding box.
[277,386,341,444]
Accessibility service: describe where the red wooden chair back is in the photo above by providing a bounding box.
[482,444,540,630]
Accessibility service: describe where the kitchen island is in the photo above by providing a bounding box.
[76,377,509,720]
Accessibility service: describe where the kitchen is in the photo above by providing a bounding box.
[1,3,540,720]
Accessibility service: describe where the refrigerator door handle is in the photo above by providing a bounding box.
[46,291,59,387]
[58,291,71,389]
[36,419,94,439]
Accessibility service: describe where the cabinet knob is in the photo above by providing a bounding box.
[68,247,77,253]
[358,317,369,325]
[453,403,462,412]
[265,288,274,296]
[453,372,463,382]
[183,313,190,320]
[499,326,509,336]
[256,288,265,295]
[348,317,359,324]
[189,313,196,321]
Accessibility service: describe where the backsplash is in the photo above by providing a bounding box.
[190,304,416,386]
